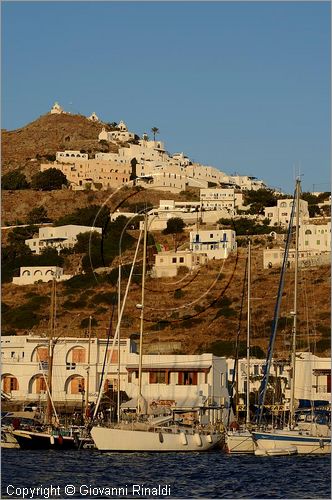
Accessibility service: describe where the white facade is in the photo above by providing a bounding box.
[152,250,208,278]
[227,175,266,191]
[200,188,236,213]
[12,266,72,286]
[190,229,237,260]
[263,221,331,269]
[50,101,64,114]
[226,358,289,405]
[299,221,331,252]
[56,150,88,161]
[1,336,229,418]
[264,199,309,227]
[227,353,331,407]
[25,225,102,255]
[88,112,99,122]
[291,352,331,406]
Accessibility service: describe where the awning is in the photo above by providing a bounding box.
[126,365,211,373]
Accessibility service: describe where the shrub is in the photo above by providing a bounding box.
[27,206,50,224]
[315,338,331,352]
[80,317,99,329]
[162,217,185,235]
[2,169,29,190]
[92,292,118,305]
[31,168,68,191]
[174,289,184,299]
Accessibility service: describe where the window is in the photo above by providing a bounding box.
[316,240,320,245]
[149,371,166,384]
[179,257,184,263]
[210,234,214,238]
[172,257,177,263]
[178,371,197,385]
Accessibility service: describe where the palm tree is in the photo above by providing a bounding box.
[151,127,159,141]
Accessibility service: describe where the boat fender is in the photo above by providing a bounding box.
[50,435,55,445]
[158,432,164,443]
[180,432,187,445]
[319,439,324,449]
[58,434,63,446]
[194,433,202,447]
[207,434,213,443]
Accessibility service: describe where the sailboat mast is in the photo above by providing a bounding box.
[46,278,56,424]
[246,239,251,426]
[289,178,301,427]
[117,263,121,423]
[138,214,148,411]
[85,315,92,418]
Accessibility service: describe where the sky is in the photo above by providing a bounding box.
[2,1,331,193]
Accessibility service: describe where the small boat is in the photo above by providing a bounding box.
[12,428,76,450]
[255,445,298,456]
[1,429,20,449]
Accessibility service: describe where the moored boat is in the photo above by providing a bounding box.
[12,428,77,450]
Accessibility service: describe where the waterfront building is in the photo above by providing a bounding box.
[226,354,331,409]
[1,336,229,419]
[25,225,102,255]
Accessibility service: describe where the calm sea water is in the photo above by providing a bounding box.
[1,449,331,499]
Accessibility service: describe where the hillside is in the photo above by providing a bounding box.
[1,112,118,178]
[2,242,330,358]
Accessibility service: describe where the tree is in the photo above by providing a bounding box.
[55,204,109,228]
[31,168,68,191]
[2,169,29,190]
[27,206,50,224]
[162,217,185,235]
[151,127,159,141]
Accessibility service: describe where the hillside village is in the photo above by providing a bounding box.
[1,103,331,358]
[1,102,331,424]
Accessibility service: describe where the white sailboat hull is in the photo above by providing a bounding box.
[225,431,255,454]
[91,426,222,452]
[252,430,331,455]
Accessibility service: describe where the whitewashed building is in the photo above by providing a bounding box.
[50,101,64,114]
[152,250,208,278]
[264,199,309,227]
[25,225,102,255]
[190,229,237,260]
[1,336,229,421]
[226,353,331,408]
[98,121,135,142]
[12,266,72,286]
[263,221,331,269]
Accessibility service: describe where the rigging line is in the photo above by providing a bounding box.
[96,306,116,402]
[227,248,248,428]
[255,182,298,426]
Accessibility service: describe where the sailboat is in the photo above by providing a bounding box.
[225,240,255,454]
[252,179,331,455]
[91,215,223,451]
[12,279,77,450]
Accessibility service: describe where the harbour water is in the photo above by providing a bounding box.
[2,449,331,499]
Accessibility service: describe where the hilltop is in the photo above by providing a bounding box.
[1,112,118,178]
